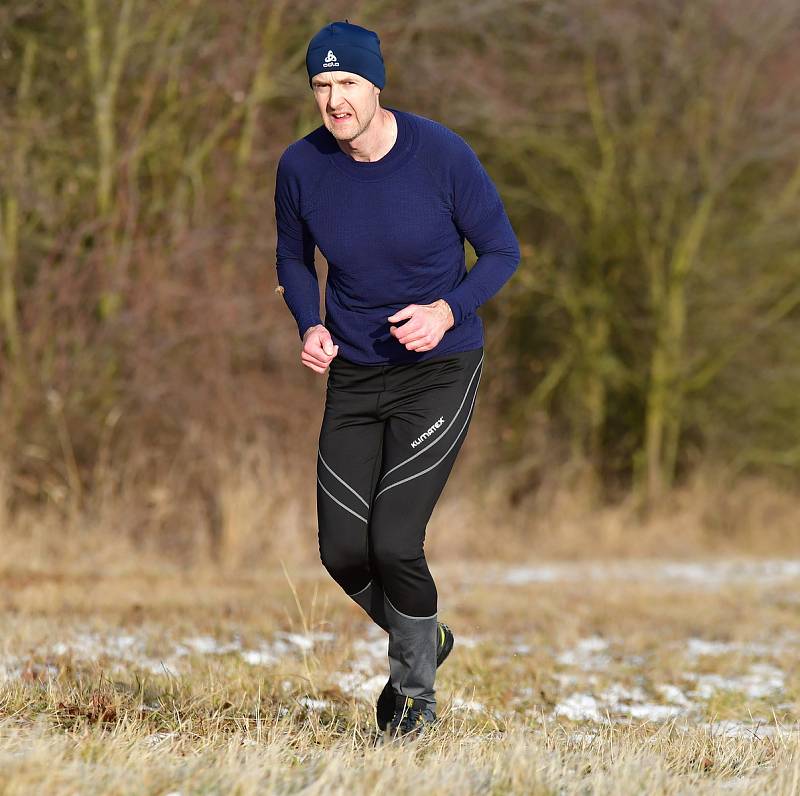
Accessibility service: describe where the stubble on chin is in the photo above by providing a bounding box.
[331,120,366,143]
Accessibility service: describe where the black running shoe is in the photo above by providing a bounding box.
[375,621,454,731]
[386,693,437,741]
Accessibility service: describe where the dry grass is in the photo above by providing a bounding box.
[0,543,798,794]
[1,435,799,793]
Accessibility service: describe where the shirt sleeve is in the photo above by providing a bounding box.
[274,152,323,340]
[439,137,521,327]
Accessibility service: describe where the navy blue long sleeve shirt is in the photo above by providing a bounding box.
[274,106,521,365]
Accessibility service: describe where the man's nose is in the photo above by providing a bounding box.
[329,83,342,108]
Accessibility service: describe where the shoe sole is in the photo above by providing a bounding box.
[376,622,454,731]
[437,622,454,667]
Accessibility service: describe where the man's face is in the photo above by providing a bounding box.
[310,71,380,142]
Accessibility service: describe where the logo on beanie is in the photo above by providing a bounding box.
[323,49,339,68]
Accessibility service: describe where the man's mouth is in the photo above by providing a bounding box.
[331,112,351,122]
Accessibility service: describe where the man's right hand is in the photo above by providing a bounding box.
[301,324,339,373]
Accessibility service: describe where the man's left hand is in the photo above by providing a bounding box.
[387,299,455,352]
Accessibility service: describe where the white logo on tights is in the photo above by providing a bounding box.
[411,416,445,448]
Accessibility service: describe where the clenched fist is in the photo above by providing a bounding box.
[388,299,455,352]
[301,324,338,373]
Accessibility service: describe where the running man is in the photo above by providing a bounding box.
[274,20,521,740]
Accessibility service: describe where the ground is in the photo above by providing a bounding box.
[0,555,798,794]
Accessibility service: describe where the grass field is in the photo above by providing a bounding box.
[0,553,799,794]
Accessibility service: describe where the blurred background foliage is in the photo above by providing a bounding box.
[0,0,798,561]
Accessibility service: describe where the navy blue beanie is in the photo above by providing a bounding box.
[306,20,385,90]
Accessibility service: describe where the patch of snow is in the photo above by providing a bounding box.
[139,659,181,676]
[296,697,330,711]
[683,663,785,700]
[276,632,312,651]
[48,630,186,676]
[330,670,386,699]
[685,638,774,658]
[324,632,390,701]
[599,682,648,703]
[488,558,800,590]
[240,648,279,667]
[553,680,696,724]
[239,630,334,667]
[697,719,793,738]
[599,682,689,721]
[655,684,693,707]
[556,636,612,670]
[554,693,604,722]
[716,775,770,792]
[552,672,593,687]
[52,631,139,659]
[502,566,561,585]
[143,731,177,746]
[175,635,242,656]
[451,696,485,712]
[0,660,60,682]
[351,637,387,659]
[624,703,685,721]
[568,730,600,742]
[658,560,800,585]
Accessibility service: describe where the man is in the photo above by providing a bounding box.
[274,20,520,741]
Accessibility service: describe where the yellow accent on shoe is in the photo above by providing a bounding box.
[439,625,445,647]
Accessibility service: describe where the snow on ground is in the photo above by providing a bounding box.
[0,627,338,680]
[546,628,795,727]
[2,557,799,734]
[555,635,612,670]
[682,663,785,700]
[553,681,687,723]
[1,622,796,732]
[296,697,331,711]
[684,637,790,658]
[450,696,487,712]
[654,684,693,707]
[554,693,604,722]
[489,558,800,589]
[694,719,796,738]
